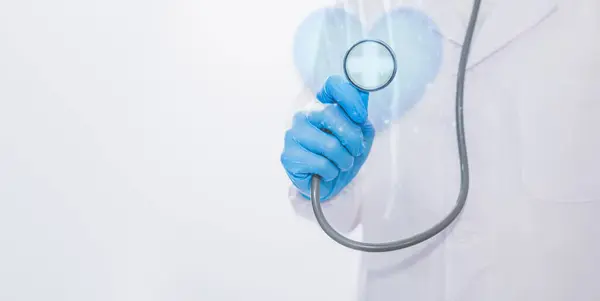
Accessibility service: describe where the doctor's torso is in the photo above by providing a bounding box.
[339,0,600,300]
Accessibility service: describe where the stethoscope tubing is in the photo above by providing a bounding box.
[310,0,482,252]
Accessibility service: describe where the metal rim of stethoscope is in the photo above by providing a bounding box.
[308,0,482,253]
[342,39,398,92]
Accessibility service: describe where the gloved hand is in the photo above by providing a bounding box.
[281,75,376,202]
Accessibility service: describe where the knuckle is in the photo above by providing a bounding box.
[324,76,344,93]
[316,159,335,177]
[316,158,329,170]
[280,152,288,165]
[280,153,297,172]
[284,129,295,141]
[305,100,327,112]
[344,156,355,169]
[329,74,345,84]
[322,105,343,130]
[350,128,364,144]
[323,103,338,117]
[323,138,340,152]
[304,109,319,121]
[292,111,307,124]
[324,75,338,86]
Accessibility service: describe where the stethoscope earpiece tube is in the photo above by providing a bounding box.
[310,0,482,252]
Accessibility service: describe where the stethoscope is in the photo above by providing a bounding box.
[310,0,481,252]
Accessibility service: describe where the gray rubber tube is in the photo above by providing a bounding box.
[310,0,482,252]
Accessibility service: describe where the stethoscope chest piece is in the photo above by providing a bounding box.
[343,39,397,92]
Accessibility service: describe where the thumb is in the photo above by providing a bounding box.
[358,90,369,110]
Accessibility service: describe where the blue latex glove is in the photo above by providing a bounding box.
[281,75,376,202]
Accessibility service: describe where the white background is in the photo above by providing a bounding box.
[0,0,361,300]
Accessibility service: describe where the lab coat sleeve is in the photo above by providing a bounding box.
[288,171,365,234]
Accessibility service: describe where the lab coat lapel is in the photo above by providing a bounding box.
[336,0,559,70]
[424,0,470,47]
[425,0,558,69]
[466,0,559,69]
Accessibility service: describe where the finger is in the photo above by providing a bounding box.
[306,104,366,157]
[282,133,339,181]
[361,120,376,152]
[316,75,369,125]
[291,113,355,171]
[362,118,376,139]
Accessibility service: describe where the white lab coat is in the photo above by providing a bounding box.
[288,0,600,300]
